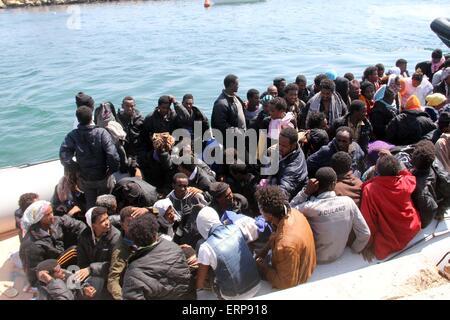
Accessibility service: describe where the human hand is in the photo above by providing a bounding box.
[83,286,96,299]
[187,187,203,196]
[168,95,176,104]
[37,270,53,284]
[131,207,149,218]
[74,267,90,282]
[304,178,319,196]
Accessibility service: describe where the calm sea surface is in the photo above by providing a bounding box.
[0,0,449,167]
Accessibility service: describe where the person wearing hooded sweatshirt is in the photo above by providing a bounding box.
[153,198,181,241]
[122,214,195,300]
[167,173,208,247]
[290,167,370,264]
[19,200,86,287]
[330,151,363,207]
[196,207,261,300]
[370,85,398,141]
[386,95,436,146]
[76,206,121,299]
[360,155,421,261]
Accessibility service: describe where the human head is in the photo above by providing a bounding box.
[375,63,385,78]
[360,81,375,101]
[127,214,159,247]
[36,259,65,281]
[18,193,39,213]
[121,96,136,117]
[196,207,221,240]
[426,93,447,110]
[315,167,337,193]
[246,88,260,107]
[320,79,336,102]
[405,95,421,111]
[75,92,94,109]
[229,163,248,181]
[95,194,117,216]
[267,85,278,97]
[172,173,189,199]
[325,69,337,81]
[209,182,233,210]
[314,74,328,93]
[438,112,450,133]
[182,94,194,111]
[396,58,408,73]
[412,140,435,171]
[224,74,239,94]
[307,129,329,153]
[344,73,355,81]
[269,97,288,120]
[255,186,289,226]
[89,206,111,238]
[349,79,361,100]
[273,77,287,93]
[383,87,396,105]
[76,106,93,125]
[376,155,401,176]
[412,72,424,88]
[119,206,135,236]
[307,112,328,130]
[331,151,352,177]
[335,126,353,152]
[284,83,299,106]
[21,200,54,234]
[154,198,180,226]
[335,77,350,101]
[279,127,298,158]
[432,49,443,63]
[295,75,307,90]
[349,100,367,121]
[157,95,171,117]
[363,66,379,84]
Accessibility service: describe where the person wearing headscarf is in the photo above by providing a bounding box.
[51,170,86,217]
[386,95,436,146]
[19,200,86,287]
[77,206,121,299]
[195,207,260,300]
[425,93,450,119]
[153,198,181,241]
[370,85,398,141]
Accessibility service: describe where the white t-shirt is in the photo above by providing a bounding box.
[197,216,260,300]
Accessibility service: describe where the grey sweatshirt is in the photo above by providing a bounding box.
[290,190,370,264]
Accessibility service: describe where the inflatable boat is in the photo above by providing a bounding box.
[431,17,450,49]
[0,160,449,299]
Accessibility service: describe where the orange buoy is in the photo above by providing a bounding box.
[204,0,211,8]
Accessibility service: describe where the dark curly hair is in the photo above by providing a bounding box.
[18,193,39,212]
[255,186,289,219]
[307,112,326,129]
[377,155,402,176]
[412,140,436,170]
[331,151,352,176]
[127,214,159,247]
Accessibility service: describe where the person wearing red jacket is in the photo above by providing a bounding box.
[360,154,421,261]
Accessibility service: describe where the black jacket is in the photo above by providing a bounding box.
[117,109,144,157]
[112,177,158,209]
[331,114,373,154]
[19,216,86,286]
[369,101,397,141]
[141,107,178,151]
[37,278,75,300]
[122,238,195,300]
[269,145,308,201]
[60,124,120,181]
[412,168,438,228]
[386,110,436,146]
[211,90,246,137]
[77,226,121,278]
[189,167,216,192]
[307,139,366,178]
[174,102,209,137]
